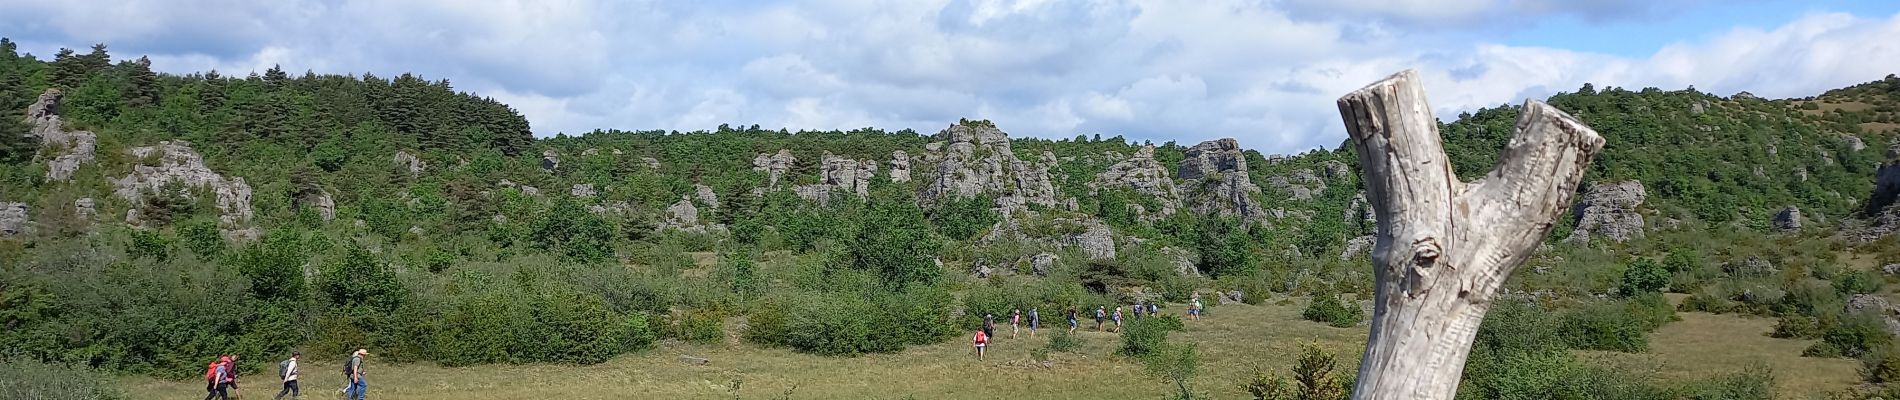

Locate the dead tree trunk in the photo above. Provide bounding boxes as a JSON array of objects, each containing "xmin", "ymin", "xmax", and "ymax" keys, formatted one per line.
[{"xmin": 1336, "ymin": 70, "xmax": 1604, "ymax": 400}]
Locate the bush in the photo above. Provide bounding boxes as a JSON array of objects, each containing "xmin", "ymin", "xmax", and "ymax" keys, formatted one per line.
[
  {"xmin": 1560, "ymin": 295, "xmax": 1673, "ymax": 353},
  {"xmin": 0, "ymin": 358, "xmax": 126, "ymax": 400},
  {"xmin": 1243, "ymin": 343, "xmax": 1350, "ymax": 400},
  {"xmin": 1771, "ymin": 315, "xmax": 1823, "ymax": 339},
  {"xmin": 1864, "ymin": 346, "xmax": 1900, "ymax": 384},
  {"xmin": 672, "ymin": 308, "xmax": 726, "ymax": 344},
  {"xmin": 1808, "ymin": 313, "xmax": 1893, "ymax": 358},
  {"xmin": 750, "ymin": 288, "xmax": 953, "ymax": 356},
  {"xmin": 1301, "ymin": 294, "xmax": 1364, "ymax": 328},
  {"xmin": 1045, "ymin": 331, "xmax": 1084, "ymax": 353},
  {"xmin": 1618, "ymin": 258, "xmax": 1669, "ymax": 295},
  {"xmin": 1836, "ymin": 270, "xmax": 1884, "ymax": 295},
  {"xmin": 1120, "ymin": 315, "xmax": 1184, "ymax": 357}
]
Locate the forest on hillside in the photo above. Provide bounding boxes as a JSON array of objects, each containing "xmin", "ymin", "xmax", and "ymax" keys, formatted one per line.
[{"xmin": 7, "ymin": 40, "xmax": 1900, "ymax": 399}]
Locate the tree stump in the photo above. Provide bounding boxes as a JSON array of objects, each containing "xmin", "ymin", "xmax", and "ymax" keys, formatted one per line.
[{"xmin": 1335, "ymin": 70, "xmax": 1603, "ymax": 400}]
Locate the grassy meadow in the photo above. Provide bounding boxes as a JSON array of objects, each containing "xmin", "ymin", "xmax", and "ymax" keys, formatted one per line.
[{"xmin": 122, "ymin": 297, "xmax": 1855, "ymax": 400}]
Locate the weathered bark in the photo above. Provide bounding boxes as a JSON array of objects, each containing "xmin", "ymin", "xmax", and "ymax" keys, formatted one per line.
[{"xmin": 1337, "ymin": 70, "xmax": 1603, "ymax": 400}]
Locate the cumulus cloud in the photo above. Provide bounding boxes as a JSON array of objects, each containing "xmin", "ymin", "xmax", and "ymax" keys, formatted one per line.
[{"xmin": 0, "ymin": 0, "xmax": 1895, "ymax": 154}]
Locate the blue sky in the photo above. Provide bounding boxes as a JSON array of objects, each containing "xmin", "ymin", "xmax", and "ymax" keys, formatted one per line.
[{"xmin": 2, "ymin": 0, "xmax": 1898, "ymax": 155}]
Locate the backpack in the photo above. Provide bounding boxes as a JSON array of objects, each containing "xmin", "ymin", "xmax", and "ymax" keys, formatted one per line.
[
  {"xmin": 204, "ymin": 361, "xmax": 220, "ymax": 381},
  {"xmin": 278, "ymin": 360, "xmax": 290, "ymax": 380},
  {"xmin": 341, "ymin": 356, "xmax": 356, "ymax": 377}
]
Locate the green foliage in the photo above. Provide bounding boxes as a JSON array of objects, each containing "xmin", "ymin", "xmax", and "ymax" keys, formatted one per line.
[
  {"xmin": 929, "ymin": 194, "xmax": 998, "ymax": 240},
  {"xmin": 1618, "ymin": 258, "xmax": 1670, "ymax": 295},
  {"xmin": 853, "ymin": 186, "xmax": 941, "ymax": 287},
  {"xmin": 0, "ymin": 358, "xmax": 126, "ymax": 400},
  {"xmin": 127, "ymin": 229, "xmax": 171, "ymax": 261},
  {"xmin": 177, "ymin": 219, "xmax": 224, "ymax": 257},
  {"xmin": 1144, "ymin": 342, "xmax": 1201, "ymax": 400},
  {"xmin": 529, "ymin": 198, "xmax": 616, "ymax": 262},
  {"xmin": 671, "ymin": 308, "xmax": 726, "ymax": 344},
  {"xmin": 1242, "ymin": 343, "xmax": 1351, "ymax": 400},
  {"xmin": 1119, "ymin": 315, "xmax": 1184, "ymax": 357},
  {"xmin": 1835, "ymin": 270, "xmax": 1883, "ymax": 295},
  {"xmin": 1195, "ymin": 217, "xmax": 1259, "ymax": 278},
  {"xmin": 230, "ymin": 232, "xmax": 309, "ymax": 302},
  {"xmin": 1561, "ymin": 294, "xmax": 1674, "ymax": 352},
  {"xmin": 1806, "ymin": 313, "xmax": 1893, "ymax": 358},
  {"xmin": 1301, "ymin": 294, "xmax": 1364, "ymax": 328},
  {"xmin": 318, "ymin": 245, "xmax": 407, "ymax": 313},
  {"xmin": 1044, "ymin": 331, "xmax": 1084, "ymax": 353},
  {"xmin": 746, "ymin": 286, "xmax": 955, "ymax": 356}
]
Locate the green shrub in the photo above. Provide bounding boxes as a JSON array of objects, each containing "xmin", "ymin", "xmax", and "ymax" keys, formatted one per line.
[
  {"xmin": 1618, "ymin": 258, "xmax": 1669, "ymax": 295},
  {"xmin": 1808, "ymin": 313, "xmax": 1893, "ymax": 358},
  {"xmin": 1560, "ymin": 295, "xmax": 1672, "ymax": 353},
  {"xmin": 0, "ymin": 358, "xmax": 126, "ymax": 400},
  {"xmin": 672, "ymin": 308, "xmax": 726, "ymax": 344},
  {"xmin": 1045, "ymin": 331, "xmax": 1084, "ymax": 353},
  {"xmin": 1243, "ymin": 343, "xmax": 1350, "ymax": 400},
  {"xmin": 1771, "ymin": 315, "xmax": 1823, "ymax": 339},
  {"xmin": 1836, "ymin": 270, "xmax": 1884, "ymax": 295},
  {"xmin": 1864, "ymin": 346, "xmax": 1900, "ymax": 384},
  {"xmin": 1301, "ymin": 294, "xmax": 1364, "ymax": 328},
  {"xmin": 1120, "ymin": 315, "xmax": 1184, "ymax": 357}
]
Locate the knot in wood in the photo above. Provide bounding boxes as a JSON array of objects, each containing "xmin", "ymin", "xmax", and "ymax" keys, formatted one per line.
[{"xmin": 1411, "ymin": 238, "xmax": 1441, "ymax": 268}]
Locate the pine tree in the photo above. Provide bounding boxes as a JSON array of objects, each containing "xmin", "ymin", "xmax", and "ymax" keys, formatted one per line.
[
  {"xmin": 49, "ymin": 48, "xmax": 86, "ymax": 88},
  {"xmin": 125, "ymin": 56, "xmax": 160, "ymax": 107}
]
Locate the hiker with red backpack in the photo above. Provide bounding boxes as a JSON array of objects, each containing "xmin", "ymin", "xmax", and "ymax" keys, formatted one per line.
[
  {"xmin": 972, "ymin": 329, "xmax": 990, "ymax": 360},
  {"xmin": 203, "ymin": 355, "xmax": 234, "ymax": 400}
]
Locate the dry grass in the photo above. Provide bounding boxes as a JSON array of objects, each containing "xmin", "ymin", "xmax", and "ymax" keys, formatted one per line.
[
  {"xmin": 121, "ymin": 299, "xmax": 1860, "ymax": 400},
  {"xmin": 1583, "ymin": 311, "xmax": 1861, "ymax": 399},
  {"xmin": 122, "ymin": 301, "xmax": 1366, "ymax": 400}
]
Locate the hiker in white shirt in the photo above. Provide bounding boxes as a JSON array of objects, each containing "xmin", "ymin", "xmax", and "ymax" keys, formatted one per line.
[{"xmin": 273, "ymin": 352, "xmax": 300, "ymax": 399}]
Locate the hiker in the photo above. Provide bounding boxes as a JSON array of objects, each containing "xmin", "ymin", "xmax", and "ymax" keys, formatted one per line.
[
  {"xmin": 204, "ymin": 355, "xmax": 232, "ymax": 400},
  {"xmin": 1010, "ymin": 309, "xmax": 1022, "ymax": 339},
  {"xmin": 1066, "ymin": 306, "xmax": 1079, "ymax": 334},
  {"xmin": 1192, "ymin": 296, "xmax": 1204, "ymax": 320},
  {"xmin": 1028, "ymin": 307, "xmax": 1040, "ymax": 338},
  {"xmin": 1094, "ymin": 306, "xmax": 1106, "ymax": 331},
  {"xmin": 343, "ymin": 348, "xmax": 369, "ymax": 400},
  {"xmin": 227, "ymin": 354, "xmax": 241, "ymax": 398},
  {"xmin": 1149, "ymin": 302, "xmax": 1159, "ymax": 318},
  {"xmin": 1112, "ymin": 306, "xmax": 1124, "ymax": 332},
  {"xmin": 982, "ymin": 313, "xmax": 996, "ymax": 341},
  {"xmin": 274, "ymin": 351, "xmax": 300, "ymax": 400},
  {"xmin": 1133, "ymin": 301, "xmax": 1145, "ymax": 319},
  {"xmin": 972, "ymin": 329, "xmax": 990, "ymax": 360}
]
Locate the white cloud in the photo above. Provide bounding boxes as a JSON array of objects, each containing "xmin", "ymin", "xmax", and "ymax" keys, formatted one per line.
[{"xmin": 0, "ymin": 1, "xmax": 1896, "ymax": 155}]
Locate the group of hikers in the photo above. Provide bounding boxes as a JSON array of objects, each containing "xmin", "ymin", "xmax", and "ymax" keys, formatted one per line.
[
  {"xmin": 972, "ymin": 292, "xmax": 1207, "ymax": 359},
  {"xmin": 202, "ymin": 348, "xmax": 369, "ymax": 400}
]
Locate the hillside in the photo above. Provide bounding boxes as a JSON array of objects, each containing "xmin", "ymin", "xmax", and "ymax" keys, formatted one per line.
[{"xmin": 7, "ymin": 41, "xmax": 1900, "ymax": 398}]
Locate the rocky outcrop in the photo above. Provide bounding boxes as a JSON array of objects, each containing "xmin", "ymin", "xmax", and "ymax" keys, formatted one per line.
[
  {"xmin": 1068, "ymin": 219, "xmax": 1116, "ymax": 260},
  {"xmin": 1321, "ymin": 160, "xmax": 1350, "ymax": 179},
  {"xmin": 74, "ymin": 198, "xmax": 95, "ymax": 218},
  {"xmin": 540, "ymin": 149, "xmax": 560, "ymax": 172},
  {"xmin": 571, "ymin": 183, "xmax": 597, "ymax": 198},
  {"xmin": 917, "ymin": 122, "xmax": 1059, "ymax": 211},
  {"xmin": 1844, "ymin": 294, "xmax": 1900, "ymax": 337},
  {"xmin": 693, "ymin": 184, "xmax": 720, "ymax": 209},
  {"xmin": 660, "ymin": 195, "xmax": 723, "ymax": 233},
  {"xmin": 1564, "ymin": 181, "xmax": 1646, "ymax": 243},
  {"xmin": 1774, "ymin": 206, "xmax": 1801, "ymax": 231},
  {"xmin": 24, "ymin": 88, "xmax": 96, "ymax": 182},
  {"xmin": 1179, "ymin": 139, "xmax": 1267, "ymax": 223},
  {"xmin": 1030, "ymin": 252, "xmax": 1058, "ymax": 277},
  {"xmin": 115, "ymin": 141, "xmax": 254, "ymax": 227},
  {"xmin": 1089, "ymin": 145, "xmax": 1182, "ymax": 219},
  {"xmin": 888, "ymin": 151, "xmax": 913, "ymax": 183},
  {"xmin": 0, "ymin": 202, "xmax": 26, "ymax": 236},
  {"xmin": 1846, "ymin": 135, "xmax": 1869, "ymax": 152},
  {"xmin": 1265, "ymin": 169, "xmax": 1325, "ymax": 200},
  {"xmin": 752, "ymin": 150, "xmax": 797, "ymax": 188},
  {"xmin": 1884, "ymin": 263, "xmax": 1900, "ymax": 276},
  {"xmin": 1160, "ymin": 247, "xmax": 1200, "ymax": 277},
  {"xmin": 794, "ymin": 152, "xmax": 876, "ymax": 203},
  {"xmin": 1340, "ymin": 235, "xmax": 1375, "ymax": 261},
  {"xmin": 313, "ymin": 191, "xmax": 336, "ymax": 222},
  {"xmin": 393, "ymin": 151, "xmax": 424, "ymax": 176},
  {"xmin": 1723, "ymin": 256, "xmax": 1777, "ymax": 277},
  {"xmin": 1855, "ymin": 162, "xmax": 1900, "ymax": 241}
]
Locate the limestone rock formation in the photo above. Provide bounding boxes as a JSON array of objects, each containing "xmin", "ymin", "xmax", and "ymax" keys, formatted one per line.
[
  {"xmin": 1774, "ymin": 206, "xmax": 1802, "ymax": 231},
  {"xmin": 1089, "ymin": 145, "xmax": 1182, "ymax": 219},
  {"xmin": 581, "ymin": 148, "xmax": 599, "ymax": 156},
  {"xmin": 313, "ymin": 191, "xmax": 336, "ymax": 222},
  {"xmin": 1030, "ymin": 252, "xmax": 1058, "ymax": 277},
  {"xmin": 641, "ymin": 157, "xmax": 661, "ymax": 170},
  {"xmin": 1068, "ymin": 219, "xmax": 1116, "ymax": 260},
  {"xmin": 795, "ymin": 152, "xmax": 877, "ymax": 203},
  {"xmin": 1846, "ymin": 135, "xmax": 1869, "ymax": 152},
  {"xmin": 393, "ymin": 151, "xmax": 424, "ymax": 176},
  {"xmin": 74, "ymin": 198, "xmax": 95, "ymax": 218},
  {"xmin": 1723, "ymin": 256, "xmax": 1778, "ymax": 277},
  {"xmin": 1855, "ymin": 162, "xmax": 1900, "ymax": 241},
  {"xmin": 1266, "ymin": 169, "xmax": 1326, "ymax": 200},
  {"xmin": 1160, "ymin": 247, "xmax": 1200, "ymax": 277},
  {"xmin": 888, "ymin": 151, "xmax": 912, "ymax": 183},
  {"xmin": 115, "ymin": 141, "xmax": 254, "ymax": 227},
  {"xmin": 540, "ymin": 149, "xmax": 560, "ymax": 171},
  {"xmin": 1564, "ymin": 181, "xmax": 1646, "ymax": 243},
  {"xmin": 917, "ymin": 123, "xmax": 1059, "ymax": 211},
  {"xmin": 694, "ymin": 184, "xmax": 720, "ymax": 209},
  {"xmin": 1178, "ymin": 139, "xmax": 1267, "ymax": 223},
  {"xmin": 752, "ymin": 150, "xmax": 797, "ymax": 188},
  {"xmin": 1844, "ymin": 294, "xmax": 1900, "ymax": 337},
  {"xmin": 23, "ymin": 88, "xmax": 96, "ymax": 182},
  {"xmin": 661, "ymin": 195, "xmax": 726, "ymax": 233},
  {"xmin": 1321, "ymin": 160, "xmax": 1350, "ymax": 179},
  {"xmin": 0, "ymin": 202, "xmax": 26, "ymax": 236},
  {"xmin": 1884, "ymin": 263, "xmax": 1900, "ymax": 275},
  {"xmin": 571, "ymin": 183, "xmax": 597, "ymax": 198},
  {"xmin": 1340, "ymin": 235, "xmax": 1375, "ymax": 261}
]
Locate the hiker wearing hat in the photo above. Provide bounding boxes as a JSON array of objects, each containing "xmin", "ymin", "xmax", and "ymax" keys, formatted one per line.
[{"xmin": 343, "ymin": 349, "xmax": 369, "ymax": 400}]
